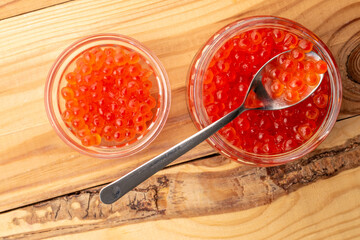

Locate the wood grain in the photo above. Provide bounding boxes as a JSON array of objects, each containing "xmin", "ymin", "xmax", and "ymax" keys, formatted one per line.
[
  {"xmin": 313, "ymin": 1, "xmax": 360, "ymax": 117},
  {"xmin": 0, "ymin": 0, "xmax": 71, "ymax": 20},
  {"xmin": 0, "ymin": 115, "xmax": 359, "ymax": 239},
  {"xmin": 48, "ymin": 168, "xmax": 360, "ymax": 240},
  {"xmin": 33, "ymin": 168, "xmax": 359, "ymax": 240},
  {"xmin": 0, "ymin": 0, "xmax": 360, "ymax": 213}
]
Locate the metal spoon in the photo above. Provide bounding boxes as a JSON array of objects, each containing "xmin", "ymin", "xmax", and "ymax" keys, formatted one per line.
[{"xmin": 100, "ymin": 51, "xmax": 324, "ymax": 204}]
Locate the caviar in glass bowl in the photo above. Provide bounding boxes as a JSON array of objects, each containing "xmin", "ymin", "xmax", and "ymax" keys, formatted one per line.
[
  {"xmin": 187, "ymin": 16, "xmax": 342, "ymax": 166},
  {"xmin": 45, "ymin": 34, "xmax": 171, "ymax": 159}
]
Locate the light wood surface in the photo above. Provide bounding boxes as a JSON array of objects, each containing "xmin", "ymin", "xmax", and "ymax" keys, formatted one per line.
[
  {"xmin": 0, "ymin": 0, "xmax": 359, "ymax": 239},
  {"xmin": 0, "ymin": 0, "xmax": 71, "ymax": 20}
]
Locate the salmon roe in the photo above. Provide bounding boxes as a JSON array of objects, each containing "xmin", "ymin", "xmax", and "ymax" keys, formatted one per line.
[
  {"xmin": 60, "ymin": 46, "xmax": 157, "ymax": 147},
  {"xmin": 260, "ymin": 50, "xmax": 326, "ymax": 105},
  {"xmin": 203, "ymin": 28, "xmax": 330, "ymax": 154}
]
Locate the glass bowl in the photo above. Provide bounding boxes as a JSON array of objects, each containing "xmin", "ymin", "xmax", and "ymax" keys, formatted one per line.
[
  {"xmin": 45, "ymin": 34, "xmax": 171, "ymax": 159},
  {"xmin": 187, "ymin": 16, "xmax": 342, "ymax": 166}
]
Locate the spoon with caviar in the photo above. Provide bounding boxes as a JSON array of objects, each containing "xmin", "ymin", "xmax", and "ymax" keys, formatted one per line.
[{"xmin": 100, "ymin": 50, "xmax": 327, "ymax": 204}]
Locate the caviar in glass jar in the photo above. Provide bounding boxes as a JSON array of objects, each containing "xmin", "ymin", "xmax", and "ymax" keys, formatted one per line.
[{"xmin": 203, "ymin": 28, "xmax": 330, "ymax": 154}]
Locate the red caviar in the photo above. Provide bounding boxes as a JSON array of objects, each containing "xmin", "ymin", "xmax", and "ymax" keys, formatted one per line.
[
  {"xmin": 261, "ymin": 49, "xmax": 326, "ymax": 104},
  {"xmin": 60, "ymin": 46, "xmax": 157, "ymax": 146},
  {"xmin": 203, "ymin": 28, "xmax": 330, "ymax": 154}
]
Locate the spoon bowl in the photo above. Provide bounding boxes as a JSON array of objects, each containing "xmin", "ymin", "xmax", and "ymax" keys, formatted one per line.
[{"xmin": 248, "ymin": 51, "xmax": 324, "ymax": 111}]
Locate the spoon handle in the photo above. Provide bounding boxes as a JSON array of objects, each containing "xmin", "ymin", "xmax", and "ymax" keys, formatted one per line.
[{"xmin": 100, "ymin": 105, "xmax": 246, "ymax": 204}]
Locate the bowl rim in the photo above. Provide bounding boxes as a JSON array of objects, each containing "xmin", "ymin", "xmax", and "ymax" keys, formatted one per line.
[{"xmin": 45, "ymin": 33, "xmax": 171, "ymax": 159}]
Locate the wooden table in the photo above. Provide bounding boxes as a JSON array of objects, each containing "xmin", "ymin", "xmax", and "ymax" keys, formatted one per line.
[{"xmin": 0, "ymin": 0, "xmax": 359, "ymax": 239}]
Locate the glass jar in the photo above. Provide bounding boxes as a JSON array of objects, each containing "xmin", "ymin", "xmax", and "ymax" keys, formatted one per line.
[
  {"xmin": 45, "ymin": 34, "xmax": 171, "ymax": 159},
  {"xmin": 187, "ymin": 16, "xmax": 342, "ymax": 166}
]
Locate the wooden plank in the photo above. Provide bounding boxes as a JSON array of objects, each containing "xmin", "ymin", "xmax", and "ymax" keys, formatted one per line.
[
  {"xmin": 0, "ymin": 0, "xmax": 71, "ymax": 20},
  {"xmin": 49, "ymin": 168, "xmax": 360, "ymax": 240},
  {"xmin": 0, "ymin": 0, "xmax": 360, "ymax": 213},
  {"xmin": 0, "ymin": 115, "xmax": 359, "ymax": 239}
]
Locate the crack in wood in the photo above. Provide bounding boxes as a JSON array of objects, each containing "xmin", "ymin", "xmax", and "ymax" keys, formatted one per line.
[
  {"xmin": 54, "ymin": 204, "xmax": 60, "ymax": 220},
  {"xmin": 267, "ymin": 136, "xmax": 360, "ymax": 191},
  {"xmin": 127, "ymin": 176, "xmax": 169, "ymax": 215},
  {"xmin": 83, "ymin": 193, "xmax": 91, "ymax": 219}
]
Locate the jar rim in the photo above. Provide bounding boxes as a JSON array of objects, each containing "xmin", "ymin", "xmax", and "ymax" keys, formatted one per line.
[
  {"xmin": 187, "ymin": 16, "xmax": 342, "ymax": 166},
  {"xmin": 45, "ymin": 33, "xmax": 171, "ymax": 159}
]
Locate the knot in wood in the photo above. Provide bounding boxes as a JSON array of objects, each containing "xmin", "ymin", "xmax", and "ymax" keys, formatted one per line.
[{"xmin": 347, "ymin": 43, "xmax": 360, "ymax": 84}]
